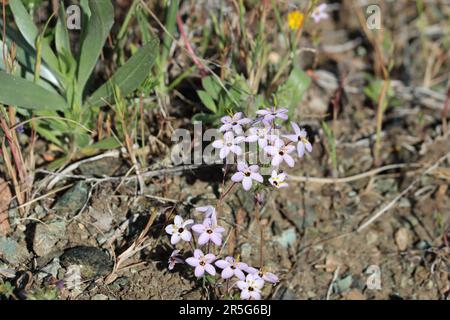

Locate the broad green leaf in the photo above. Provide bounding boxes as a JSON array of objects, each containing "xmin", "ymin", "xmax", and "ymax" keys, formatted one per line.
[
  {"xmin": 202, "ymin": 76, "xmax": 221, "ymax": 100},
  {"xmin": 85, "ymin": 39, "xmax": 159, "ymax": 107},
  {"xmin": 0, "ymin": 22, "xmax": 60, "ymax": 87},
  {"xmin": 197, "ymin": 90, "xmax": 217, "ymax": 113},
  {"xmin": 81, "ymin": 137, "xmax": 121, "ymax": 152},
  {"xmin": 9, "ymin": 0, "xmax": 59, "ymax": 72},
  {"xmin": 77, "ymin": 0, "xmax": 114, "ymax": 91},
  {"xmin": 276, "ymin": 66, "xmax": 311, "ymax": 119},
  {"xmin": 55, "ymin": 2, "xmax": 73, "ymax": 67},
  {"xmin": 0, "ymin": 71, "xmax": 67, "ymax": 110}
]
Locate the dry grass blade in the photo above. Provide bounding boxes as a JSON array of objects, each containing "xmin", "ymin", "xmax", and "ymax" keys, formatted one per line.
[{"xmin": 0, "ymin": 178, "xmax": 12, "ymax": 236}]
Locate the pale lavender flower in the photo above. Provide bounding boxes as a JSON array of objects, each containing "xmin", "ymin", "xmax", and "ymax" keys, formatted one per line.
[
  {"xmin": 185, "ymin": 249, "xmax": 216, "ymax": 278},
  {"xmin": 245, "ymin": 125, "xmax": 272, "ymax": 148},
  {"xmin": 215, "ymin": 256, "xmax": 248, "ymax": 280},
  {"xmin": 237, "ymin": 273, "xmax": 265, "ymax": 300},
  {"xmin": 191, "ymin": 218, "xmax": 225, "ymax": 246},
  {"xmin": 246, "ymin": 267, "xmax": 280, "ymax": 284},
  {"xmin": 268, "ymin": 170, "xmax": 288, "ymax": 189},
  {"xmin": 168, "ymin": 249, "xmax": 183, "ymax": 271},
  {"xmin": 283, "ymin": 122, "xmax": 312, "ymax": 157},
  {"xmin": 264, "ymin": 139, "xmax": 296, "ymax": 167},
  {"xmin": 212, "ymin": 131, "xmax": 245, "ymax": 159},
  {"xmin": 196, "ymin": 205, "xmax": 217, "ymax": 224},
  {"xmin": 220, "ymin": 112, "xmax": 252, "ymax": 134},
  {"xmin": 165, "ymin": 215, "xmax": 194, "ymax": 245},
  {"xmin": 256, "ymin": 107, "xmax": 288, "ymax": 124},
  {"xmin": 311, "ymin": 3, "xmax": 329, "ymax": 23},
  {"xmin": 231, "ymin": 161, "xmax": 263, "ymax": 191}
]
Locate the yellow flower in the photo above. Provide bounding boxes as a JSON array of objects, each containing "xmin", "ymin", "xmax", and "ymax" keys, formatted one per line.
[{"xmin": 287, "ymin": 11, "xmax": 304, "ymax": 30}]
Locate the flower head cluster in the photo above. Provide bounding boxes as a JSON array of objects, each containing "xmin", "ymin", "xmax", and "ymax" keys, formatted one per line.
[
  {"xmin": 212, "ymin": 108, "xmax": 313, "ymax": 191},
  {"xmin": 164, "ymin": 205, "xmax": 279, "ymax": 300}
]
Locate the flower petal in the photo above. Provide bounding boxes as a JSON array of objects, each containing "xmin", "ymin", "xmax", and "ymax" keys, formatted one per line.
[
  {"xmin": 221, "ymin": 267, "xmax": 234, "ymax": 279},
  {"xmin": 231, "ymin": 171, "xmax": 244, "ymax": 182},
  {"xmin": 194, "ymin": 266, "xmax": 205, "ymax": 277},
  {"xmin": 185, "ymin": 257, "xmax": 198, "ymax": 267},
  {"xmin": 198, "ymin": 233, "xmax": 210, "ymax": 245},
  {"xmin": 215, "ymin": 260, "xmax": 230, "ymax": 269},
  {"xmin": 242, "ymin": 177, "xmax": 252, "ymax": 191},
  {"xmin": 204, "ymin": 264, "xmax": 216, "ymax": 276}
]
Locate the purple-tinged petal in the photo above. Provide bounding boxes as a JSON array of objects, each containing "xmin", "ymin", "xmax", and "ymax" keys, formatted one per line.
[
  {"xmin": 193, "ymin": 249, "xmax": 203, "ymax": 259},
  {"xmin": 204, "ymin": 254, "xmax": 216, "ymax": 263},
  {"xmin": 284, "ymin": 154, "xmax": 295, "ymax": 167},
  {"xmin": 215, "ymin": 260, "xmax": 230, "ymax": 269},
  {"xmin": 198, "ymin": 233, "xmax": 210, "ymax": 245},
  {"xmin": 171, "ymin": 233, "xmax": 180, "ymax": 245},
  {"xmin": 234, "ymin": 268, "xmax": 246, "ymax": 280},
  {"xmin": 185, "ymin": 257, "xmax": 198, "ymax": 267},
  {"xmin": 242, "ymin": 177, "xmax": 253, "ymax": 191},
  {"xmin": 204, "ymin": 264, "xmax": 216, "ymax": 276},
  {"xmin": 191, "ymin": 224, "xmax": 205, "ymax": 234},
  {"xmin": 210, "ymin": 233, "xmax": 222, "ymax": 245},
  {"xmin": 231, "ymin": 171, "xmax": 244, "ymax": 182},
  {"xmin": 221, "ymin": 267, "xmax": 234, "ymax": 279},
  {"xmin": 194, "ymin": 266, "xmax": 205, "ymax": 277},
  {"xmin": 297, "ymin": 142, "xmax": 305, "ymax": 157}
]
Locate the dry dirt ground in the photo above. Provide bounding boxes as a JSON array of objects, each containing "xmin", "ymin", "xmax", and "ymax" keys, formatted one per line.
[{"xmin": 1, "ymin": 0, "xmax": 449, "ymax": 300}]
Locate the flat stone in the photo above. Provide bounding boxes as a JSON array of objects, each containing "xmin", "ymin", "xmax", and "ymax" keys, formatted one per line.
[
  {"xmin": 52, "ymin": 182, "xmax": 89, "ymax": 219},
  {"xmin": 33, "ymin": 220, "xmax": 66, "ymax": 257},
  {"xmin": 60, "ymin": 246, "xmax": 113, "ymax": 279},
  {"xmin": 0, "ymin": 236, "xmax": 30, "ymax": 266}
]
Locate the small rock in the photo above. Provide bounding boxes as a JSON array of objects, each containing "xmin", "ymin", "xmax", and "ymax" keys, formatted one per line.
[
  {"xmin": 52, "ymin": 182, "xmax": 89, "ymax": 219},
  {"xmin": 38, "ymin": 258, "xmax": 61, "ymax": 280},
  {"xmin": 275, "ymin": 228, "xmax": 297, "ymax": 248},
  {"xmin": 60, "ymin": 246, "xmax": 113, "ymax": 279},
  {"xmin": 0, "ymin": 236, "xmax": 30, "ymax": 266},
  {"xmin": 333, "ymin": 274, "xmax": 353, "ymax": 294},
  {"xmin": 395, "ymin": 228, "xmax": 410, "ymax": 251},
  {"xmin": 33, "ymin": 220, "xmax": 66, "ymax": 257}
]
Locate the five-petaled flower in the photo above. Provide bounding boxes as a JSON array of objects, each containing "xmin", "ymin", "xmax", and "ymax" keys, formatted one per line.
[
  {"xmin": 165, "ymin": 215, "xmax": 194, "ymax": 245},
  {"xmin": 311, "ymin": 3, "xmax": 328, "ymax": 23},
  {"xmin": 245, "ymin": 125, "xmax": 273, "ymax": 148},
  {"xmin": 220, "ymin": 112, "xmax": 252, "ymax": 134},
  {"xmin": 237, "ymin": 273, "xmax": 265, "ymax": 300},
  {"xmin": 196, "ymin": 205, "xmax": 217, "ymax": 224},
  {"xmin": 212, "ymin": 131, "xmax": 244, "ymax": 159},
  {"xmin": 191, "ymin": 218, "xmax": 226, "ymax": 246},
  {"xmin": 256, "ymin": 107, "xmax": 288, "ymax": 124},
  {"xmin": 283, "ymin": 122, "xmax": 312, "ymax": 157},
  {"xmin": 185, "ymin": 249, "xmax": 216, "ymax": 278},
  {"xmin": 168, "ymin": 249, "xmax": 183, "ymax": 271},
  {"xmin": 268, "ymin": 170, "xmax": 288, "ymax": 189},
  {"xmin": 231, "ymin": 161, "xmax": 264, "ymax": 191},
  {"xmin": 264, "ymin": 139, "xmax": 296, "ymax": 167},
  {"xmin": 215, "ymin": 256, "xmax": 248, "ymax": 280},
  {"xmin": 247, "ymin": 267, "xmax": 280, "ymax": 284}
]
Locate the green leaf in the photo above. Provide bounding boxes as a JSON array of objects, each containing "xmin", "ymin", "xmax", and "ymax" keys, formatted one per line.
[
  {"xmin": 197, "ymin": 90, "xmax": 217, "ymax": 113},
  {"xmin": 0, "ymin": 71, "xmax": 67, "ymax": 110},
  {"xmin": 9, "ymin": 0, "xmax": 59, "ymax": 72},
  {"xmin": 276, "ymin": 66, "xmax": 311, "ymax": 119},
  {"xmin": 202, "ymin": 76, "xmax": 221, "ymax": 100},
  {"xmin": 85, "ymin": 39, "xmax": 159, "ymax": 107},
  {"xmin": 55, "ymin": 2, "xmax": 73, "ymax": 64},
  {"xmin": 0, "ymin": 21, "xmax": 60, "ymax": 87},
  {"xmin": 81, "ymin": 136, "xmax": 121, "ymax": 152},
  {"xmin": 77, "ymin": 0, "xmax": 114, "ymax": 91}
]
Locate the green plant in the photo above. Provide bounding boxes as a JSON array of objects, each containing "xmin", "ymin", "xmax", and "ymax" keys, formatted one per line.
[{"xmin": 0, "ymin": 0, "xmax": 158, "ymax": 153}]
